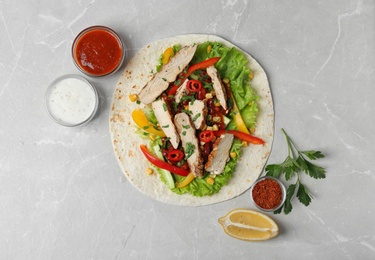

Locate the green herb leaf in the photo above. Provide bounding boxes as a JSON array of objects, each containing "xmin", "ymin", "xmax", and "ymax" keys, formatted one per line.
[
  {"xmin": 264, "ymin": 128, "xmax": 326, "ymax": 215},
  {"xmin": 265, "ymin": 164, "xmax": 283, "ymax": 178},
  {"xmin": 296, "ymin": 182, "xmax": 312, "ymax": 206},
  {"xmin": 304, "ymin": 160, "xmax": 326, "ymax": 179},
  {"xmin": 301, "ymin": 150, "xmax": 325, "ymax": 160},
  {"xmin": 283, "ymin": 183, "xmax": 297, "ymax": 214},
  {"xmin": 281, "ymin": 156, "xmax": 299, "ymax": 180}
]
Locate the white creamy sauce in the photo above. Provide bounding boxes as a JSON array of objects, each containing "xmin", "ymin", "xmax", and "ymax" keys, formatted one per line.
[{"xmin": 47, "ymin": 77, "xmax": 96, "ymax": 125}]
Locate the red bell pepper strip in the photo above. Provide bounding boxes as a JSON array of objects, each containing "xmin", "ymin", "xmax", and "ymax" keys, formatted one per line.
[
  {"xmin": 140, "ymin": 145, "xmax": 190, "ymax": 176},
  {"xmin": 186, "ymin": 57, "xmax": 221, "ymax": 77},
  {"xmin": 167, "ymin": 84, "xmax": 179, "ymax": 96},
  {"xmin": 214, "ymin": 130, "xmax": 265, "ymax": 144},
  {"xmin": 173, "ymin": 57, "xmax": 221, "ymax": 88}
]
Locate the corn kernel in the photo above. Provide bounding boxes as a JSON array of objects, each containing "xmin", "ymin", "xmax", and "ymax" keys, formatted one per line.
[
  {"xmin": 249, "ymin": 70, "xmax": 254, "ymax": 80},
  {"xmin": 206, "ymin": 126, "xmax": 213, "ymax": 131},
  {"xmin": 222, "ymin": 78, "xmax": 230, "ymax": 84},
  {"xmin": 248, "ymin": 101, "xmax": 253, "ymax": 106},
  {"xmin": 230, "ymin": 152, "xmax": 237, "ymax": 158},
  {"xmin": 184, "ymin": 105, "xmax": 189, "ymax": 110},
  {"xmin": 207, "ymin": 45, "xmax": 212, "ymax": 53},
  {"xmin": 242, "ymin": 141, "xmax": 248, "ymax": 147},
  {"xmin": 213, "ymin": 116, "xmax": 221, "ymax": 122},
  {"xmin": 149, "ymin": 134, "xmax": 156, "ymax": 141},
  {"xmin": 212, "ymin": 124, "xmax": 219, "ymax": 131},
  {"xmin": 250, "ymin": 127, "xmax": 255, "ymax": 134},
  {"xmin": 206, "ymin": 177, "xmax": 215, "ymax": 185},
  {"xmin": 214, "ymin": 102, "xmax": 221, "ymax": 107},
  {"xmin": 205, "ymin": 93, "xmax": 213, "ymax": 99},
  {"xmin": 128, "ymin": 94, "xmax": 138, "ymax": 102},
  {"xmin": 145, "ymin": 168, "xmax": 153, "ymax": 175}
]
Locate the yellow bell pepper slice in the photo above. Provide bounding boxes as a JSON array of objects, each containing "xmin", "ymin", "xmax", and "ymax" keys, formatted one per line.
[
  {"xmin": 176, "ymin": 172, "xmax": 195, "ymax": 188},
  {"xmin": 162, "ymin": 47, "xmax": 174, "ymax": 65},
  {"xmin": 228, "ymin": 90, "xmax": 250, "ymax": 134},
  {"xmin": 131, "ymin": 109, "xmax": 166, "ymax": 137}
]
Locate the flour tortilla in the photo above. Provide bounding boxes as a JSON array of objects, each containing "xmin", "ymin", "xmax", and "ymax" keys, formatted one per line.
[{"xmin": 109, "ymin": 34, "xmax": 274, "ymax": 206}]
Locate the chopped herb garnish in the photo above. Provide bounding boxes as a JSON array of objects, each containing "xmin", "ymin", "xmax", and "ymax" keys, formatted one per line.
[
  {"xmin": 136, "ymin": 100, "xmax": 141, "ymax": 105},
  {"xmin": 174, "ymin": 79, "xmax": 181, "ymax": 86},
  {"xmin": 181, "ymin": 109, "xmax": 193, "ymax": 115},
  {"xmin": 143, "ymin": 126, "xmax": 150, "ymax": 130},
  {"xmin": 180, "ymin": 95, "xmax": 195, "ymax": 103},
  {"xmin": 182, "ymin": 124, "xmax": 190, "ymax": 129},
  {"xmin": 162, "ymin": 77, "xmax": 167, "ymax": 82},
  {"xmin": 182, "ymin": 131, "xmax": 186, "ymax": 136},
  {"xmin": 185, "ymin": 142, "xmax": 195, "ymax": 159},
  {"xmin": 162, "ymin": 103, "xmax": 167, "ymax": 112},
  {"xmin": 192, "ymin": 113, "xmax": 201, "ymax": 122},
  {"xmin": 162, "ymin": 125, "xmax": 170, "ymax": 128}
]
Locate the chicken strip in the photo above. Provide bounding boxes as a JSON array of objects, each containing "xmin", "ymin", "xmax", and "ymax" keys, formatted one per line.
[
  {"xmin": 151, "ymin": 98, "xmax": 180, "ymax": 149},
  {"xmin": 138, "ymin": 45, "xmax": 197, "ymax": 104},
  {"xmin": 174, "ymin": 113, "xmax": 204, "ymax": 177},
  {"xmin": 206, "ymin": 65, "xmax": 228, "ymax": 110},
  {"xmin": 205, "ymin": 133, "xmax": 234, "ymax": 174}
]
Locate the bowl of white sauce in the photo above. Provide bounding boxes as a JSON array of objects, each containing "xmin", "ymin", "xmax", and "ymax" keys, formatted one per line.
[{"xmin": 45, "ymin": 74, "xmax": 99, "ymax": 127}]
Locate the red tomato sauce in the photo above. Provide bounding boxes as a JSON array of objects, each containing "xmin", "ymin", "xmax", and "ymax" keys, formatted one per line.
[{"xmin": 74, "ymin": 29, "xmax": 123, "ymax": 76}]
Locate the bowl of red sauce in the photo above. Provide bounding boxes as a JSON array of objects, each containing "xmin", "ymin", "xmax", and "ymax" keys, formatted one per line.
[
  {"xmin": 250, "ymin": 176, "xmax": 286, "ymax": 212},
  {"xmin": 72, "ymin": 26, "xmax": 125, "ymax": 77}
]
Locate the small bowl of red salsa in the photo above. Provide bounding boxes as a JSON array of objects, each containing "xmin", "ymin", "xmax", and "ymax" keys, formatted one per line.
[
  {"xmin": 72, "ymin": 26, "xmax": 125, "ymax": 77},
  {"xmin": 250, "ymin": 176, "xmax": 286, "ymax": 212}
]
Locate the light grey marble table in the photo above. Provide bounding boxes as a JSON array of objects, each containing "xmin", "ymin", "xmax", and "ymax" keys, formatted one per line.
[{"xmin": 1, "ymin": 0, "xmax": 374, "ymax": 259}]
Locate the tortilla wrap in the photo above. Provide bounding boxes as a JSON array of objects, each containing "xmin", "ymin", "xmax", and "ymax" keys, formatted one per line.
[{"xmin": 109, "ymin": 34, "xmax": 274, "ymax": 206}]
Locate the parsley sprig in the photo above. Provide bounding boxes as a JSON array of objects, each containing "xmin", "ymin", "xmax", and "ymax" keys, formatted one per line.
[{"xmin": 266, "ymin": 128, "xmax": 326, "ymax": 214}]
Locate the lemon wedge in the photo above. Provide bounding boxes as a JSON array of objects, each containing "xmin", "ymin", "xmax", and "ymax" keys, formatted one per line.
[{"xmin": 218, "ymin": 208, "xmax": 279, "ymax": 241}]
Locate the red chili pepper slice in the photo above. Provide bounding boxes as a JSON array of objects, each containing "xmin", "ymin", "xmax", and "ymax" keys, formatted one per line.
[
  {"xmin": 199, "ymin": 130, "xmax": 215, "ymax": 142},
  {"xmin": 186, "ymin": 80, "xmax": 202, "ymax": 92},
  {"xmin": 140, "ymin": 145, "xmax": 190, "ymax": 176},
  {"xmin": 214, "ymin": 130, "xmax": 265, "ymax": 144},
  {"xmin": 167, "ymin": 149, "xmax": 185, "ymax": 162}
]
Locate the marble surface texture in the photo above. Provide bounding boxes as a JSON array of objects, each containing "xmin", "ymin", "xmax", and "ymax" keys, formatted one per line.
[{"xmin": 1, "ymin": 0, "xmax": 374, "ymax": 259}]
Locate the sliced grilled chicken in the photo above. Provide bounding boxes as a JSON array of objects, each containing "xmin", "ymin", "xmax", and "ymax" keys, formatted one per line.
[
  {"xmin": 174, "ymin": 113, "xmax": 204, "ymax": 177},
  {"xmin": 151, "ymin": 99, "xmax": 180, "ymax": 149},
  {"xmin": 206, "ymin": 65, "xmax": 228, "ymax": 110},
  {"xmin": 188, "ymin": 100, "xmax": 207, "ymax": 130},
  {"xmin": 205, "ymin": 133, "xmax": 234, "ymax": 174},
  {"xmin": 138, "ymin": 45, "xmax": 197, "ymax": 104},
  {"xmin": 174, "ymin": 79, "xmax": 189, "ymax": 103}
]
